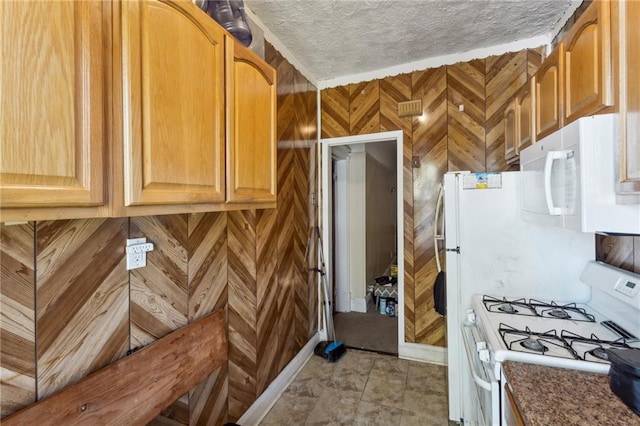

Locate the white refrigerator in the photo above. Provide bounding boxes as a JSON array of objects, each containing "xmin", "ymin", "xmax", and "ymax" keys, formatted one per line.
[{"xmin": 441, "ymin": 171, "xmax": 595, "ymax": 424}]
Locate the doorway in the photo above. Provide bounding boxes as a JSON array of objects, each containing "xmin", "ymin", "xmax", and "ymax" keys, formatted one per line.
[{"xmin": 320, "ymin": 131, "xmax": 404, "ymax": 354}]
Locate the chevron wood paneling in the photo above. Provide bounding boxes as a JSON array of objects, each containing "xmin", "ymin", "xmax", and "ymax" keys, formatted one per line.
[
  {"xmin": 255, "ymin": 208, "xmax": 279, "ymax": 395},
  {"xmin": 321, "ymin": 85, "xmax": 350, "ymax": 138},
  {"xmin": 412, "ymin": 67, "xmax": 448, "ymax": 345},
  {"xmin": 227, "ymin": 209, "xmax": 257, "ymax": 422},
  {"xmin": 148, "ymin": 394, "xmax": 189, "ymax": 426},
  {"xmin": 1, "ymin": 223, "xmax": 35, "ymax": 418},
  {"xmin": 307, "ymin": 81, "xmax": 319, "ymax": 339},
  {"xmin": 350, "ymin": 80, "xmax": 380, "ymax": 135},
  {"xmin": 188, "ymin": 212, "xmax": 228, "ymax": 322},
  {"xmin": 294, "ymin": 150, "xmax": 311, "ymax": 350},
  {"xmin": 448, "ymin": 60, "xmax": 486, "ymax": 172},
  {"xmin": 268, "ymin": 44, "xmax": 295, "ymax": 146},
  {"xmin": 485, "ymin": 51, "xmax": 527, "ymax": 172},
  {"xmin": 292, "ymin": 69, "xmax": 313, "ymax": 352},
  {"xmin": 379, "ymin": 73, "xmax": 415, "ymax": 342},
  {"xmin": 190, "ymin": 364, "xmax": 228, "ymax": 426},
  {"xmin": 187, "ymin": 212, "xmax": 228, "ymax": 426},
  {"xmin": 527, "ymin": 47, "xmax": 545, "ymax": 79},
  {"xmin": 596, "ymin": 234, "xmax": 636, "ymax": 273},
  {"xmin": 130, "ymin": 215, "xmax": 188, "ymax": 349},
  {"xmin": 36, "ymin": 219, "xmax": 129, "ymax": 398},
  {"xmin": 266, "ymin": 43, "xmax": 304, "ymax": 373}
]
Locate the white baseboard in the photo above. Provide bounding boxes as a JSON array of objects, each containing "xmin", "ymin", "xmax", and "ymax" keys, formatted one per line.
[
  {"xmin": 237, "ymin": 333, "xmax": 321, "ymax": 426},
  {"xmin": 350, "ymin": 297, "xmax": 367, "ymax": 313},
  {"xmin": 398, "ymin": 342, "xmax": 447, "ymax": 365}
]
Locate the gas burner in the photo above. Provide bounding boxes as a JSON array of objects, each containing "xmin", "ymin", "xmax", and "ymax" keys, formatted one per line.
[
  {"xmin": 530, "ymin": 299, "xmax": 596, "ymax": 322},
  {"xmin": 520, "ymin": 338, "xmax": 547, "ymax": 353},
  {"xmin": 561, "ymin": 330, "xmax": 634, "ymax": 363},
  {"xmin": 548, "ymin": 308, "xmax": 570, "ymax": 319},
  {"xmin": 498, "ymin": 304, "xmax": 518, "ymax": 314},
  {"xmin": 482, "ymin": 296, "xmax": 537, "ymax": 316},
  {"xmin": 589, "ymin": 347, "xmax": 608, "ymax": 361},
  {"xmin": 498, "ymin": 324, "xmax": 578, "ymax": 359}
]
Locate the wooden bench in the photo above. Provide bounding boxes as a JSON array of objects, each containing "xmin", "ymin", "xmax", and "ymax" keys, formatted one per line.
[{"xmin": 2, "ymin": 310, "xmax": 227, "ymax": 425}]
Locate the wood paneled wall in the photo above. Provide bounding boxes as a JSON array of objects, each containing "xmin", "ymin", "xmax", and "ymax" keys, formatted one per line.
[
  {"xmin": 596, "ymin": 234, "xmax": 640, "ymax": 274},
  {"xmin": 0, "ymin": 46, "xmax": 317, "ymax": 425},
  {"xmin": 320, "ymin": 47, "xmax": 544, "ymax": 345},
  {"xmin": 0, "ymin": 223, "xmax": 35, "ymax": 417}
]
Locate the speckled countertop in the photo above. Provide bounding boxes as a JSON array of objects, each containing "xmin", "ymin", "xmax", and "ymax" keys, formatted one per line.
[{"xmin": 503, "ymin": 361, "xmax": 640, "ymax": 426}]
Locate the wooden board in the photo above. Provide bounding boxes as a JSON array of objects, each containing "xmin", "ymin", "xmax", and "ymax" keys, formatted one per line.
[{"xmin": 2, "ymin": 310, "xmax": 227, "ymax": 426}]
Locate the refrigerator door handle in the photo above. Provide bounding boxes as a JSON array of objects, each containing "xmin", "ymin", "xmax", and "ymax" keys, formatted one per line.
[
  {"xmin": 543, "ymin": 150, "xmax": 565, "ymax": 216},
  {"xmin": 434, "ymin": 183, "xmax": 445, "ymax": 272}
]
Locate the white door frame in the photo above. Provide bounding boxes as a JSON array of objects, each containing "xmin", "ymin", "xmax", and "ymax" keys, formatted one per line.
[{"xmin": 320, "ymin": 130, "xmax": 405, "ymax": 349}]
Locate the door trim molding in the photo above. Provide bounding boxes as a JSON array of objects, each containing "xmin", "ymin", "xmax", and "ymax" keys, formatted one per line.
[{"xmin": 320, "ymin": 130, "xmax": 404, "ymax": 351}]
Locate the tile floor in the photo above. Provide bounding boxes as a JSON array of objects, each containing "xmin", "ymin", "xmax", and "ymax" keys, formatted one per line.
[{"xmin": 259, "ymin": 349, "xmax": 451, "ymax": 425}]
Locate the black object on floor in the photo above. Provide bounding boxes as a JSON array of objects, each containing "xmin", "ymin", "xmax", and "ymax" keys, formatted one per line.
[{"xmin": 314, "ymin": 340, "xmax": 347, "ymax": 362}]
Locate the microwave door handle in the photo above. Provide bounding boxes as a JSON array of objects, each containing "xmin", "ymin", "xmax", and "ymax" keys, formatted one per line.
[{"xmin": 544, "ymin": 151, "xmax": 564, "ymax": 216}]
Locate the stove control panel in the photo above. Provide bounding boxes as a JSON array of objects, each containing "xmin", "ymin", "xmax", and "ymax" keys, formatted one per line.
[{"xmin": 615, "ymin": 278, "xmax": 639, "ymax": 298}]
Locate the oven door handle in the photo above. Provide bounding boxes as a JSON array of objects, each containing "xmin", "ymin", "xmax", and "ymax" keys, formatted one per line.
[{"xmin": 462, "ymin": 322, "xmax": 492, "ymax": 391}]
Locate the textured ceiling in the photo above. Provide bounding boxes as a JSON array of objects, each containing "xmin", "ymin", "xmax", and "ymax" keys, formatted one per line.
[{"xmin": 245, "ymin": 0, "xmax": 580, "ymax": 83}]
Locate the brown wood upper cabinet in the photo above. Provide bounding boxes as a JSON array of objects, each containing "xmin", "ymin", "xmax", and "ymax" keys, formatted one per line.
[
  {"xmin": 517, "ymin": 81, "xmax": 534, "ymax": 153},
  {"xmin": 0, "ymin": 1, "xmax": 108, "ymax": 221},
  {"xmin": 611, "ymin": 0, "xmax": 640, "ymax": 198},
  {"xmin": 533, "ymin": 44, "xmax": 564, "ymax": 141},
  {"xmin": 226, "ymin": 41, "xmax": 277, "ymax": 203},
  {"xmin": 117, "ymin": 0, "xmax": 226, "ymax": 209},
  {"xmin": 563, "ymin": 0, "xmax": 613, "ymax": 125},
  {"xmin": 505, "ymin": 80, "xmax": 534, "ymax": 165},
  {"xmin": 504, "ymin": 98, "xmax": 518, "ymax": 164}
]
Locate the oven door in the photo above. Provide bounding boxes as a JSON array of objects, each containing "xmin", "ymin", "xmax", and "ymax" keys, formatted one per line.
[{"xmin": 462, "ymin": 322, "xmax": 500, "ymax": 426}]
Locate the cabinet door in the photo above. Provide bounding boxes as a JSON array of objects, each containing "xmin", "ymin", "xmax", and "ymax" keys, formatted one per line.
[
  {"xmin": 504, "ymin": 98, "xmax": 518, "ymax": 164},
  {"xmin": 504, "ymin": 385, "xmax": 525, "ymax": 426},
  {"xmin": 120, "ymin": 0, "xmax": 225, "ymax": 206},
  {"xmin": 517, "ymin": 81, "xmax": 534, "ymax": 154},
  {"xmin": 533, "ymin": 45, "xmax": 564, "ymax": 141},
  {"xmin": 0, "ymin": 1, "xmax": 105, "ymax": 210},
  {"xmin": 563, "ymin": 0, "xmax": 613, "ymax": 124},
  {"xmin": 226, "ymin": 41, "xmax": 277, "ymax": 203},
  {"xmin": 612, "ymin": 0, "xmax": 640, "ymax": 196}
]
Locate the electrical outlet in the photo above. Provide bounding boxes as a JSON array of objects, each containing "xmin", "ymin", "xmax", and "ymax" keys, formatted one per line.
[
  {"xmin": 127, "ymin": 251, "xmax": 146, "ymax": 270},
  {"xmin": 125, "ymin": 238, "xmax": 154, "ymax": 271}
]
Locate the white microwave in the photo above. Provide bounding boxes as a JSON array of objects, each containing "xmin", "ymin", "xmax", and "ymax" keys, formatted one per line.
[{"xmin": 520, "ymin": 114, "xmax": 640, "ymax": 234}]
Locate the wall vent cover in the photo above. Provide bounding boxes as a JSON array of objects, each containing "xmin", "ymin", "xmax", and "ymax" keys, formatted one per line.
[{"xmin": 398, "ymin": 100, "xmax": 422, "ymax": 117}]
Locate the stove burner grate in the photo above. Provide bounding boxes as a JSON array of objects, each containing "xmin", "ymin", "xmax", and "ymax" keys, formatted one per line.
[
  {"xmin": 482, "ymin": 296, "xmax": 536, "ymax": 316},
  {"xmin": 530, "ymin": 299, "xmax": 596, "ymax": 322},
  {"xmin": 498, "ymin": 323, "xmax": 579, "ymax": 359},
  {"xmin": 561, "ymin": 330, "xmax": 634, "ymax": 363}
]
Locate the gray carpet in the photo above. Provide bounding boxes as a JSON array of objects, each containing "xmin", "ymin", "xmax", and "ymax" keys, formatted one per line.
[{"xmin": 333, "ymin": 304, "xmax": 398, "ymax": 355}]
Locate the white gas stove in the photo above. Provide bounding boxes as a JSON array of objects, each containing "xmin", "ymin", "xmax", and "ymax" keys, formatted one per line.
[
  {"xmin": 461, "ymin": 261, "xmax": 640, "ymax": 425},
  {"xmin": 471, "ymin": 262, "xmax": 640, "ymax": 377},
  {"xmin": 472, "ymin": 293, "xmax": 640, "ymax": 376}
]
